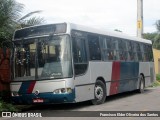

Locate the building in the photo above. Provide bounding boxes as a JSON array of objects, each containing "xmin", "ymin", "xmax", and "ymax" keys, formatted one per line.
[{"xmin": 153, "ymin": 49, "xmax": 160, "ymax": 74}]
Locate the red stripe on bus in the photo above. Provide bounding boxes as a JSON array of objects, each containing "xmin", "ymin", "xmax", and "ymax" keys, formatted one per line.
[
  {"xmin": 109, "ymin": 62, "xmax": 120, "ymax": 95},
  {"xmin": 27, "ymin": 81, "xmax": 36, "ymax": 94}
]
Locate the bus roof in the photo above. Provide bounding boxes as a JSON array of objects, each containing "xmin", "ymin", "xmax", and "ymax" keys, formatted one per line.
[
  {"xmin": 68, "ymin": 23, "xmax": 152, "ymax": 44},
  {"xmin": 13, "ymin": 22, "xmax": 152, "ymax": 44}
]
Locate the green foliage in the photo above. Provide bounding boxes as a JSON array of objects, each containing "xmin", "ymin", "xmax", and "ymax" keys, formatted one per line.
[
  {"xmin": 155, "ymin": 20, "xmax": 160, "ymax": 32},
  {"xmin": 150, "ymin": 74, "xmax": 160, "ymax": 87},
  {"xmin": 153, "ymin": 34, "xmax": 160, "ymax": 50},
  {"xmin": 143, "ymin": 33, "xmax": 157, "ymax": 41},
  {"xmin": 156, "ymin": 74, "xmax": 160, "ymax": 81},
  {"xmin": 143, "ymin": 20, "xmax": 160, "ymax": 50},
  {"xmin": 0, "ymin": 99, "xmax": 18, "ymax": 112},
  {"xmin": 150, "ymin": 81, "xmax": 160, "ymax": 87},
  {"xmin": 0, "ymin": 0, "xmax": 45, "ymax": 47},
  {"xmin": 19, "ymin": 16, "xmax": 45, "ymax": 28},
  {"xmin": 0, "ymin": 0, "xmax": 23, "ymax": 47},
  {"xmin": 143, "ymin": 32, "xmax": 160, "ymax": 50}
]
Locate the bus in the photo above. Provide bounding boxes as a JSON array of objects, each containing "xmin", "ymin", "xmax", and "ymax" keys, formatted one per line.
[{"xmin": 10, "ymin": 22, "xmax": 155, "ymax": 105}]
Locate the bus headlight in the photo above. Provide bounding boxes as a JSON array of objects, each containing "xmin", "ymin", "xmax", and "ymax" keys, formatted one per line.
[
  {"xmin": 11, "ymin": 91, "xmax": 20, "ymax": 96},
  {"xmin": 53, "ymin": 88, "xmax": 72, "ymax": 94}
]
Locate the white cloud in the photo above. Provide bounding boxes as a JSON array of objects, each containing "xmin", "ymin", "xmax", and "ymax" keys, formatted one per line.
[{"xmin": 16, "ymin": 0, "xmax": 160, "ymax": 36}]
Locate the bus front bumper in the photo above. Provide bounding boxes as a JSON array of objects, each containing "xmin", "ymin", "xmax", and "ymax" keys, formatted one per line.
[{"xmin": 11, "ymin": 92, "xmax": 75, "ymax": 104}]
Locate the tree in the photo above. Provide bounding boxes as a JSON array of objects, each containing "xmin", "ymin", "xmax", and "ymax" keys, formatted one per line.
[
  {"xmin": 17, "ymin": 10, "xmax": 45, "ymax": 28},
  {"xmin": 153, "ymin": 34, "xmax": 160, "ymax": 49},
  {"xmin": 0, "ymin": 0, "xmax": 23, "ymax": 46},
  {"xmin": 153, "ymin": 20, "xmax": 160, "ymax": 50},
  {"xmin": 143, "ymin": 33, "xmax": 157, "ymax": 42},
  {"xmin": 0, "ymin": 0, "xmax": 44, "ymax": 47},
  {"xmin": 155, "ymin": 20, "xmax": 160, "ymax": 32},
  {"xmin": 143, "ymin": 20, "xmax": 160, "ymax": 50}
]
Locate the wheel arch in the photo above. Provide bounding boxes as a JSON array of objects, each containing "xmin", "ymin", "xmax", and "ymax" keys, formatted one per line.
[
  {"xmin": 140, "ymin": 73, "xmax": 145, "ymax": 86},
  {"xmin": 96, "ymin": 77, "xmax": 106, "ymax": 87}
]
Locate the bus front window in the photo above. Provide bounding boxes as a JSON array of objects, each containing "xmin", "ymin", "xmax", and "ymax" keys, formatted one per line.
[
  {"xmin": 14, "ymin": 41, "xmax": 36, "ymax": 80},
  {"xmin": 39, "ymin": 35, "xmax": 72, "ymax": 79},
  {"xmin": 13, "ymin": 35, "xmax": 72, "ymax": 81}
]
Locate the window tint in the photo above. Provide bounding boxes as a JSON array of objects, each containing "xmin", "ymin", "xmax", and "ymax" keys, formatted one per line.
[
  {"xmin": 100, "ymin": 36, "xmax": 118, "ymax": 61},
  {"xmin": 73, "ymin": 38, "xmax": 87, "ymax": 63},
  {"xmin": 147, "ymin": 45, "xmax": 153, "ymax": 61},
  {"xmin": 143, "ymin": 44, "xmax": 149, "ymax": 61},
  {"xmin": 88, "ymin": 35, "xmax": 101, "ymax": 60},
  {"xmin": 118, "ymin": 39, "xmax": 127, "ymax": 61},
  {"xmin": 133, "ymin": 42, "xmax": 138, "ymax": 61},
  {"xmin": 109, "ymin": 38, "xmax": 118, "ymax": 60},
  {"xmin": 126, "ymin": 41, "xmax": 132, "ymax": 61},
  {"xmin": 100, "ymin": 37, "xmax": 108, "ymax": 60},
  {"xmin": 135, "ymin": 42, "xmax": 143, "ymax": 61}
]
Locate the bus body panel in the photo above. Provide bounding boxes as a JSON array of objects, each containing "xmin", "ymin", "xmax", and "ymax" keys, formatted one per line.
[
  {"xmin": 139, "ymin": 62, "xmax": 151, "ymax": 87},
  {"xmin": 74, "ymin": 61, "xmax": 155, "ymax": 102},
  {"xmin": 89, "ymin": 62, "xmax": 112, "ymax": 96},
  {"xmin": 74, "ymin": 63, "xmax": 94, "ymax": 102},
  {"xmin": 75, "ymin": 85, "xmax": 94, "ymax": 102}
]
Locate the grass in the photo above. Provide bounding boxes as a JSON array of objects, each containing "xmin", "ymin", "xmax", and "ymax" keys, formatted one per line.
[
  {"xmin": 156, "ymin": 74, "xmax": 160, "ymax": 82},
  {"xmin": 150, "ymin": 80, "xmax": 160, "ymax": 87},
  {"xmin": 149, "ymin": 74, "xmax": 160, "ymax": 87},
  {"xmin": 0, "ymin": 98, "xmax": 18, "ymax": 112}
]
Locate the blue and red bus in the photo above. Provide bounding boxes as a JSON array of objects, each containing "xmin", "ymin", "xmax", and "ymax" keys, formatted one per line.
[{"xmin": 10, "ymin": 23, "xmax": 155, "ymax": 105}]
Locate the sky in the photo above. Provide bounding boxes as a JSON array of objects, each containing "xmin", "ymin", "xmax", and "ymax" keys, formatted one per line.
[{"xmin": 16, "ymin": 0, "xmax": 160, "ymax": 36}]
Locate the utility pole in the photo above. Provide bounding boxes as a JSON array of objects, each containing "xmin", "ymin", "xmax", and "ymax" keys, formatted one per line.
[{"xmin": 137, "ymin": 0, "xmax": 143, "ymax": 38}]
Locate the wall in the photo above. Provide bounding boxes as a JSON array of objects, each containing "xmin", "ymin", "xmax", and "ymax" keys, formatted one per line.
[
  {"xmin": 153, "ymin": 49, "xmax": 160, "ymax": 74},
  {"xmin": 0, "ymin": 48, "xmax": 11, "ymax": 94}
]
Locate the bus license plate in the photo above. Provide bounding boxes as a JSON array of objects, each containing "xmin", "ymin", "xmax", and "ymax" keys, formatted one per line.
[{"xmin": 33, "ymin": 98, "xmax": 44, "ymax": 103}]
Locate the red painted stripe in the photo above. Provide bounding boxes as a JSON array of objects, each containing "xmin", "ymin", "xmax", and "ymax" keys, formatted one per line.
[
  {"xmin": 109, "ymin": 62, "xmax": 120, "ymax": 95},
  {"xmin": 27, "ymin": 81, "xmax": 36, "ymax": 94}
]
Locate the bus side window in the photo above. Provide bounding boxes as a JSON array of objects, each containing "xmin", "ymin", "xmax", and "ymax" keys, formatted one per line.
[
  {"xmin": 111, "ymin": 38, "xmax": 119, "ymax": 60},
  {"xmin": 118, "ymin": 39, "xmax": 127, "ymax": 61},
  {"xmin": 88, "ymin": 35, "xmax": 101, "ymax": 60},
  {"xmin": 148, "ymin": 45, "xmax": 153, "ymax": 61},
  {"xmin": 145, "ymin": 45, "xmax": 153, "ymax": 62},
  {"xmin": 140, "ymin": 43, "xmax": 145, "ymax": 61},
  {"xmin": 136, "ymin": 43, "xmax": 143, "ymax": 61},
  {"xmin": 99, "ymin": 36, "xmax": 108, "ymax": 61},
  {"xmin": 143, "ymin": 45, "xmax": 149, "ymax": 61},
  {"xmin": 107, "ymin": 50, "xmax": 113, "ymax": 60},
  {"xmin": 126, "ymin": 41, "xmax": 135, "ymax": 61},
  {"xmin": 72, "ymin": 37, "xmax": 88, "ymax": 75}
]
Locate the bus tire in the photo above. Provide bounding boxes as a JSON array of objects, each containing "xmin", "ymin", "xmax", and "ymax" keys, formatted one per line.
[
  {"xmin": 138, "ymin": 75, "xmax": 145, "ymax": 93},
  {"xmin": 91, "ymin": 80, "xmax": 106, "ymax": 105}
]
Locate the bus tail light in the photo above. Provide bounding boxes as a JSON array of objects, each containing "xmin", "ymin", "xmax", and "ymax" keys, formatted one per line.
[{"xmin": 53, "ymin": 88, "xmax": 72, "ymax": 94}]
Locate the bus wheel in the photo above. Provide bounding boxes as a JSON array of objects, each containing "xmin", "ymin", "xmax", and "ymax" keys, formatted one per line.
[
  {"xmin": 138, "ymin": 75, "xmax": 145, "ymax": 93},
  {"xmin": 91, "ymin": 80, "xmax": 106, "ymax": 105}
]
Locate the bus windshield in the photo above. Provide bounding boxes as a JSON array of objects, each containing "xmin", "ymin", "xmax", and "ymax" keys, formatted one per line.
[{"xmin": 13, "ymin": 35, "xmax": 72, "ymax": 81}]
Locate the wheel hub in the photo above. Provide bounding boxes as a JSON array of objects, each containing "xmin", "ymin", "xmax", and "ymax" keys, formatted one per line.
[{"xmin": 95, "ymin": 86, "xmax": 103, "ymax": 100}]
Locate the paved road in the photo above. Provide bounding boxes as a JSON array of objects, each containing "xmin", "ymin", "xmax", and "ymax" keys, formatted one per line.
[{"xmin": 2, "ymin": 86, "xmax": 160, "ymax": 120}]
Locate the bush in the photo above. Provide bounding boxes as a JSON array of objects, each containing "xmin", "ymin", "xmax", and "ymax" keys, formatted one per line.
[
  {"xmin": 150, "ymin": 80, "xmax": 160, "ymax": 87},
  {"xmin": 156, "ymin": 74, "xmax": 160, "ymax": 82},
  {"xmin": 0, "ymin": 99, "xmax": 18, "ymax": 112}
]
